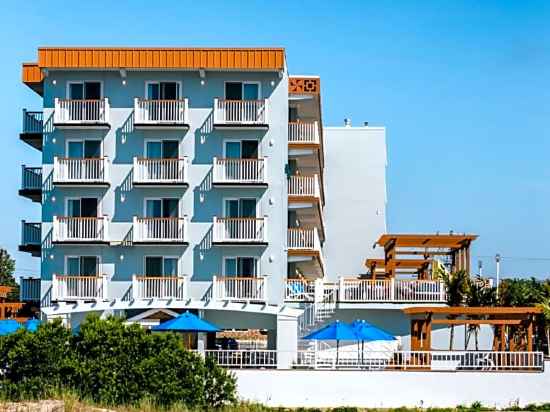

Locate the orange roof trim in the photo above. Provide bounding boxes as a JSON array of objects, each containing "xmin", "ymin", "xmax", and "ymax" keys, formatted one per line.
[{"xmin": 22, "ymin": 63, "xmax": 43, "ymax": 83}]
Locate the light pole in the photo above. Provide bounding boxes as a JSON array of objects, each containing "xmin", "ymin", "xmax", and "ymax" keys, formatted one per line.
[
  {"xmin": 495, "ymin": 253, "xmax": 501, "ymax": 299},
  {"xmin": 478, "ymin": 260, "xmax": 483, "ymax": 277}
]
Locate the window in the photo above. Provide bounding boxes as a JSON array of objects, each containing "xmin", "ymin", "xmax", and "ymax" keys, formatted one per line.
[
  {"xmin": 224, "ymin": 257, "xmax": 258, "ymax": 277},
  {"xmin": 145, "ymin": 256, "xmax": 178, "ymax": 276},
  {"xmin": 147, "ymin": 82, "xmax": 180, "ymax": 100},
  {"xmin": 67, "ymin": 198, "xmax": 98, "ymax": 218},
  {"xmin": 224, "ymin": 140, "xmax": 259, "ymax": 159},
  {"xmin": 66, "ymin": 256, "xmax": 99, "ymax": 275},
  {"xmin": 145, "ymin": 198, "xmax": 179, "ymax": 218},
  {"xmin": 289, "ymin": 106, "xmax": 298, "ymax": 123},
  {"xmin": 145, "ymin": 140, "xmax": 179, "ymax": 159},
  {"xmin": 68, "ymin": 82, "xmax": 101, "ymax": 100},
  {"xmin": 224, "ymin": 198, "xmax": 257, "ymax": 218},
  {"xmin": 67, "ymin": 140, "xmax": 101, "ymax": 158},
  {"xmin": 225, "ymin": 82, "xmax": 260, "ymax": 100}
]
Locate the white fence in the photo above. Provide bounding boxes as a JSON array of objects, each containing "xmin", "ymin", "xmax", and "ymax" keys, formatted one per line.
[
  {"xmin": 53, "ymin": 216, "xmax": 109, "ymax": 242},
  {"xmin": 214, "ymin": 99, "xmax": 268, "ymax": 125},
  {"xmin": 54, "ymin": 98, "xmax": 109, "ymax": 124},
  {"xmin": 288, "ymin": 175, "xmax": 321, "ymax": 198},
  {"xmin": 22, "ymin": 110, "xmax": 43, "ymax": 133},
  {"xmin": 21, "ymin": 166, "xmax": 42, "ymax": 190},
  {"xmin": 21, "ymin": 221, "xmax": 41, "ymax": 246},
  {"xmin": 288, "ymin": 228, "xmax": 321, "ymax": 250},
  {"xmin": 213, "ymin": 217, "xmax": 267, "ymax": 243},
  {"xmin": 52, "ymin": 274, "xmax": 108, "ymax": 301},
  {"xmin": 212, "ymin": 157, "xmax": 267, "ymax": 184},
  {"xmin": 212, "ymin": 276, "xmax": 266, "ymax": 302},
  {"xmin": 133, "ymin": 157, "xmax": 188, "ymax": 184},
  {"xmin": 340, "ymin": 278, "xmax": 446, "ymax": 303},
  {"xmin": 54, "ymin": 157, "xmax": 109, "ymax": 183},
  {"xmin": 132, "ymin": 275, "xmax": 187, "ymax": 300},
  {"xmin": 19, "ymin": 277, "xmax": 41, "ymax": 302},
  {"xmin": 288, "ymin": 121, "xmax": 319, "ymax": 144},
  {"xmin": 133, "ymin": 216, "xmax": 188, "ymax": 242},
  {"xmin": 134, "ymin": 98, "xmax": 189, "ymax": 125}
]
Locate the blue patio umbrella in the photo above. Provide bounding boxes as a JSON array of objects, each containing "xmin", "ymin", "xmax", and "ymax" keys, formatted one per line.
[
  {"xmin": 0, "ymin": 319, "xmax": 23, "ymax": 336},
  {"xmin": 152, "ymin": 311, "xmax": 220, "ymax": 333},
  {"xmin": 24, "ymin": 319, "xmax": 42, "ymax": 332},
  {"xmin": 303, "ymin": 320, "xmax": 361, "ymax": 364},
  {"xmin": 352, "ymin": 320, "xmax": 396, "ymax": 364}
]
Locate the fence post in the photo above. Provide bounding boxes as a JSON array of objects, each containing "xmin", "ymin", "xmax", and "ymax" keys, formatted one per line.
[
  {"xmin": 338, "ymin": 277, "xmax": 345, "ymax": 302},
  {"xmin": 390, "ymin": 277, "xmax": 395, "ymax": 301},
  {"xmin": 213, "ymin": 98, "xmax": 219, "ymax": 123},
  {"xmin": 51, "ymin": 274, "xmax": 58, "ymax": 301},
  {"xmin": 439, "ymin": 281, "xmax": 446, "ymax": 302}
]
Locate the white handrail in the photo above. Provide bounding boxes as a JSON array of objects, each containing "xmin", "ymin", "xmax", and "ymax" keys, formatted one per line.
[
  {"xmin": 54, "ymin": 98, "xmax": 109, "ymax": 124},
  {"xmin": 133, "ymin": 157, "xmax": 188, "ymax": 183},
  {"xmin": 212, "ymin": 217, "xmax": 267, "ymax": 242},
  {"xmin": 214, "ymin": 98, "xmax": 268, "ymax": 124},
  {"xmin": 134, "ymin": 98, "xmax": 189, "ymax": 124},
  {"xmin": 132, "ymin": 275, "xmax": 187, "ymax": 300},
  {"xmin": 52, "ymin": 274, "xmax": 108, "ymax": 301},
  {"xmin": 213, "ymin": 157, "xmax": 267, "ymax": 183},
  {"xmin": 133, "ymin": 216, "xmax": 188, "ymax": 242},
  {"xmin": 288, "ymin": 175, "xmax": 320, "ymax": 197},
  {"xmin": 288, "ymin": 121, "xmax": 319, "ymax": 144},
  {"xmin": 214, "ymin": 276, "xmax": 266, "ymax": 302},
  {"xmin": 287, "ymin": 228, "xmax": 321, "ymax": 250},
  {"xmin": 53, "ymin": 216, "xmax": 109, "ymax": 242},
  {"xmin": 338, "ymin": 278, "xmax": 446, "ymax": 303},
  {"xmin": 54, "ymin": 157, "xmax": 109, "ymax": 183}
]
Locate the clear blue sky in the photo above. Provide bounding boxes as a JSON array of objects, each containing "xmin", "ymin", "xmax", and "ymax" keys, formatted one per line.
[{"xmin": 2, "ymin": 0, "xmax": 550, "ymax": 279}]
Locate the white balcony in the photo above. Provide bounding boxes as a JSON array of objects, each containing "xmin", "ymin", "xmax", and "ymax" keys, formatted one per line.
[
  {"xmin": 133, "ymin": 157, "xmax": 188, "ymax": 186},
  {"xmin": 339, "ymin": 278, "xmax": 446, "ymax": 303},
  {"xmin": 288, "ymin": 175, "xmax": 321, "ymax": 198},
  {"xmin": 284, "ymin": 279, "xmax": 317, "ymax": 302},
  {"xmin": 134, "ymin": 98, "xmax": 189, "ymax": 128},
  {"xmin": 19, "ymin": 277, "xmax": 41, "ymax": 302},
  {"xmin": 212, "ymin": 217, "xmax": 267, "ymax": 244},
  {"xmin": 212, "ymin": 276, "xmax": 266, "ymax": 302},
  {"xmin": 213, "ymin": 98, "xmax": 268, "ymax": 128},
  {"xmin": 52, "ymin": 274, "xmax": 108, "ymax": 301},
  {"xmin": 53, "ymin": 157, "xmax": 110, "ymax": 185},
  {"xmin": 132, "ymin": 275, "xmax": 187, "ymax": 300},
  {"xmin": 133, "ymin": 216, "xmax": 188, "ymax": 243},
  {"xmin": 212, "ymin": 157, "xmax": 267, "ymax": 186},
  {"xmin": 288, "ymin": 121, "xmax": 319, "ymax": 144},
  {"xmin": 53, "ymin": 216, "xmax": 109, "ymax": 243},
  {"xmin": 54, "ymin": 98, "xmax": 110, "ymax": 128},
  {"xmin": 287, "ymin": 227, "xmax": 325, "ymax": 277},
  {"xmin": 288, "ymin": 227, "xmax": 322, "ymax": 251}
]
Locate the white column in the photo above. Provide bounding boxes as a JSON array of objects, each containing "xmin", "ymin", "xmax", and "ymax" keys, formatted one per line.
[{"xmin": 276, "ymin": 314, "xmax": 298, "ymax": 370}]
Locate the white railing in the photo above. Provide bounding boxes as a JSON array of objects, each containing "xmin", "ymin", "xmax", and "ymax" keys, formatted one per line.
[
  {"xmin": 54, "ymin": 157, "xmax": 110, "ymax": 183},
  {"xmin": 288, "ymin": 121, "xmax": 319, "ymax": 144},
  {"xmin": 53, "ymin": 216, "xmax": 109, "ymax": 242},
  {"xmin": 285, "ymin": 279, "xmax": 316, "ymax": 301},
  {"xmin": 213, "ymin": 217, "xmax": 267, "ymax": 243},
  {"xmin": 132, "ymin": 275, "xmax": 187, "ymax": 300},
  {"xmin": 212, "ymin": 157, "xmax": 267, "ymax": 184},
  {"xmin": 212, "ymin": 276, "xmax": 266, "ymax": 302},
  {"xmin": 133, "ymin": 216, "xmax": 188, "ymax": 242},
  {"xmin": 288, "ymin": 228, "xmax": 321, "ymax": 250},
  {"xmin": 21, "ymin": 166, "xmax": 42, "ymax": 190},
  {"xmin": 54, "ymin": 98, "xmax": 110, "ymax": 124},
  {"xmin": 288, "ymin": 175, "xmax": 320, "ymax": 198},
  {"xmin": 19, "ymin": 277, "xmax": 41, "ymax": 302},
  {"xmin": 213, "ymin": 98, "xmax": 268, "ymax": 125},
  {"xmin": 133, "ymin": 157, "xmax": 188, "ymax": 184},
  {"xmin": 22, "ymin": 109, "xmax": 43, "ymax": 133},
  {"xmin": 339, "ymin": 278, "xmax": 446, "ymax": 303},
  {"xmin": 200, "ymin": 349, "xmax": 545, "ymax": 372},
  {"xmin": 134, "ymin": 98, "xmax": 189, "ymax": 125},
  {"xmin": 52, "ymin": 274, "xmax": 108, "ymax": 301},
  {"xmin": 21, "ymin": 221, "xmax": 41, "ymax": 246}
]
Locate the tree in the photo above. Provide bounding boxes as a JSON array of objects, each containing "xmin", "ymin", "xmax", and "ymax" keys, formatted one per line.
[
  {"xmin": 0, "ymin": 249, "xmax": 19, "ymax": 301},
  {"xmin": 536, "ymin": 298, "xmax": 550, "ymax": 356},
  {"xmin": 464, "ymin": 277, "xmax": 496, "ymax": 350},
  {"xmin": 440, "ymin": 270, "xmax": 469, "ymax": 350}
]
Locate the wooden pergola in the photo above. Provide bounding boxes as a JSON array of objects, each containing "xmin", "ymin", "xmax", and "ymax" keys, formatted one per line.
[
  {"xmin": 372, "ymin": 233, "xmax": 478, "ymax": 279},
  {"xmin": 402, "ymin": 306, "xmax": 542, "ymax": 352},
  {"xmin": 0, "ymin": 286, "xmax": 25, "ymax": 320}
]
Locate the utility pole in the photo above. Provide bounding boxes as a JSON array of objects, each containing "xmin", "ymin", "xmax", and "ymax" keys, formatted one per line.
[
  {"xmin": 478, "ymin": 260, "xmax": 483, "ymax": 277},
  {"xmin": 495, "ymin": 253, "xmax": 501, "ymax": 299}
]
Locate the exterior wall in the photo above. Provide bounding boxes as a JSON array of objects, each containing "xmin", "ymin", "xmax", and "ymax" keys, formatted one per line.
[
  {"xmin": 234, "ymin": 364, "xmax": 550, "ymax": 408},
  {"xmin": 39, "ymin": 69, "xmax": 289, "ymax": 311},
  {"xmin": 323, "ymin": 126, "xmax": 387, "ymax": 279}
]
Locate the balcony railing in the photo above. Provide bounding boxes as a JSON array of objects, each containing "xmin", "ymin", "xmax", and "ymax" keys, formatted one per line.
[
  {"xmin": 134, "ymin": 98, "xmax": 189, "ymax": 125},
  {"xmin": 213, "ymin": 99, "xmax": 268, "ymax": 125},
  {"xmin": 285, "ymin": 279, "xmax": 317, "ymax": 301},
  {"xmin": 52, "ymin": 274, "xmax": 108, "ymax": 301},
  {"xmin": 53, "ymin": 216, "xmax": 109, "ymax": 242},
  {"xmin": 288, "ymin": 228, "xmax": 321, "ymax": 250},
  {"xmin": 133, "ymin": 157, "xmax": 188, "ymax": 184},
  {"xmin": 21, "ymin": 221, "xmax": 41, "ymax": 246},
  {"xmin": 212, "ymin": 217, "xmax": 267, "ymax": 243},
  {"xmin": 133, "ymin": 216, "xmax": 188, "ymax": 243},
  {"xmin": 54, "ymin": 98, "xmax": 110, "ymax": 125},
  {"xmin": 212, "ymin": 276, "xmax": 266, "ymax": 302},
  {"xmin": 54, "ymin": 157, "xmax": 110, "ymax": 184},
  {"xmin": 212, "ymin": 157, "xmax": 267, "ymax": 184},
  {"xmin": 288, "ymin": 175, "xmax": 321, "ymax": 198},
  {"xmin": 340, "ymin": 278, "xmax": 446, "ymax": 303},
  {"xmin": 21, "ymin": 166, "xmax": 42, "ymax": 190},
  {"xmin": 22, "ymin": 110, "xmax": 43, "ymax": 134},
  {"xmin": 288, "ymin": 121, "xmax": 319, "ymax": 144},
  {"xmin": 20, "ymin": 277, "xmax": 41, "ymax": 302},
  {"xmin": 132, "ymin": 275, "xmax": 187, "ymax": 300}
]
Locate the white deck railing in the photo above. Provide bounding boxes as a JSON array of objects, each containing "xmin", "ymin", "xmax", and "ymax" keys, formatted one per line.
[
  {"xmin": 133, "ymin": 216, "xmax": 188, "ymax": 242},
  {"xmin": 288, "ymin": 228, "xmax": 321, "ymax": 250},
  {"xmin": 212, "ymin": 276, "xmax": 266, "ymax": 302},
  {"xmin": 212, "ymin": 157, "xmax": 267, "ymax": 184},
  {"xmin": 132, "ymin": 275, "xmax": 187, "ymax": 300},
  {"xmin": 213, "ymin": 217, "xmax": 267, "ymax": 243},
  {"xmin": 54, "ymin": 98, "xmax": 109, "ymax": 124},
  {"xmin": 21, "ymin": 221, "xmax": 41, "ymax": 246},
  {"xmin": 288, "ymin": 121, "xmax": 319, "ymax": 144},
  {"xmin": 339, "ymin": 278, "xmax": 446, "ymax": 303},
  {"xmin": 134, "ymin": 98, "xmax": 189, "ymax": 125},
  {"xmin": 213, "ymin": 98, "xmax": 268, "ymax": 125},
  {"xmin": 52, "ymin": 274, "xmax": 108, "ymax": 301},
  {"xmin": 133, "ymin": 157, "xmax": 188, "ymax": 184},
  {"xmin": 22, "ymin": 110, "xmax": 43, "ymax": 133},
  {"xmin": 284, "ymin": 279, "xmax": 317, "ymax": 301},
  {"xmin": 54, "ymin": 157, "xmax": 110, "ymax": 183},
  {"xmin": 53, "ymin": 216, "xmax": 109, "ymax": 242},
  {"xmin": 21, "ymin": 166, "xmax": 42, "ymax": 190},
  {"xmin": 288, "ymin": 175, "xmax": 321, "ymax": 198},
  {"xmin": 19, "ymin": 277, "xmax": 41, "ymax": 302}
]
